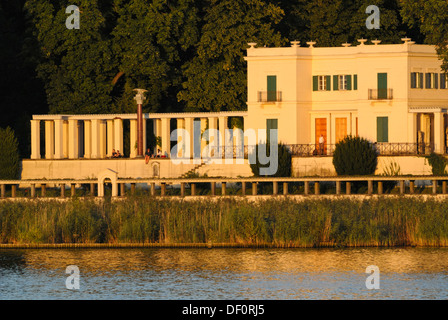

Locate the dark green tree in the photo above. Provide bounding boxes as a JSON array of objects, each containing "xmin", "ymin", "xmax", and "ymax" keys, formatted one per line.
[
  {"xmin": 177, "ymin": 0, "xmax": 284, "ymax": 112},
  {"xmin": 111, "ymin": 0, "xmax": 200, "ymax": 113},
  {"xmin": 0, "ymin": 1, "xmax": 47, "ymax": 158},
  {"xmin": 250, "ymin": 142, "xmax": 291, "ymax": 177},
  {"xmin": 24, "ymin": 0, "xmax": 117, "ymax": 114},
  {"xmin": 0, "ymin": 127, "xmax": 20, "ymax": 180},
  {"xmin": 332, "ymin": 136, "xmax": 378, "ymax": 176},
  {"xmin": 400, "ymin": 0, "xmax": 448, "ymax": 72},
  {"xmin": 275, "ymin": 0, "xmax": 414, "ymax": 46}
]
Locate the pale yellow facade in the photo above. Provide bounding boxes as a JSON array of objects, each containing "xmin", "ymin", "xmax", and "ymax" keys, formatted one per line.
[
  {"xmin": 23, "ymin": 39, "xmax": 448, "ymax": 180},
  {"xmin": 245, "ymin": 39, "xmax": 448, "ymax": 154}
]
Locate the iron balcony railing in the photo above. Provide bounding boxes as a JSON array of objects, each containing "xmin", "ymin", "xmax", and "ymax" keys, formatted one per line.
[
  {"xmin": 286, "ymin": 144, "xmax": 336, "ymax": 157},
  {"xmin": 286, "ymin": 143, "xmax": 434, "ymax": 157},
  {"xmin": 257, "ymin": 91, "xmax": 282, "ymax": 103},
  {"xmin": 368, "ymin": 88, "xmax": 393, "ymax": 100},
  {"xmin": 374, "ymin": 142, "xmax": 433, "ymax": 155},
  {"xmin": 198, "ymin": 142, "xmax": 435, "ymax": 159}
]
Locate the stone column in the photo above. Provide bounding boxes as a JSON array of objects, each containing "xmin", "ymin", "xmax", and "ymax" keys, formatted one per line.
[
  {"xmin": 68, "ymin": 119, "xmax": 79, "ymax": 159},
  {"xmin": 130, "ymin": 119, "xmax": 137, "ymax": 158},
  {"xmin": 434, "ymin": 112, "xmax": 445, "ymax": 154},
  {"xmin": 99, "ymin": 120, "xmax": 107, "ymax": 158},
  {"xmin": 200, "ymin": 118, "xmax": 207, "ymax": 157},
  {"xmin": 106, "ymin": 119, "xmax": 115, "ymax": 157},
  {"xmin": 63, "ymin": 120, "xmax": 69, "ymax": 158},
  {"xmin": 161, "ymin": 117, "xmax": 170, "ymax": 156},
  {"xmin": 54, "ymin": 119, "xmax": 64, "ymax": 159},
  {"xmin": 30, "ymin": 120, "xmax": 41, "ymax": 159},
  {"xmin": 218, "ymin": 116, "xmax": 228, "ymax": 151},
  {"xmin": 143, "ymin": 118, "xmax": 147, "ymax": 154},
  {"xmin": 208, "ymin": 117, "xmax": 218, "ymax": 157},
  {"xmin": 91, "ymin": 119, "xmax": 100, "ymax": 159},
  {"xmin": 44, "ymin": 120, "xmax": 54, "ymax": 159},
  {"xmin": 84, "ymin": 120, "xmax": 92, "ymax": 159},
  {"xmin": 184, "ymin": 118, "xmax": 194, "ymax": 159},
  {"xmin": 177, "ymin": 118, "xmax": 185, "ymax": 158},
  {"xmin": 114, "ymin": 118, "xmax": 123, "ymax": 155}
]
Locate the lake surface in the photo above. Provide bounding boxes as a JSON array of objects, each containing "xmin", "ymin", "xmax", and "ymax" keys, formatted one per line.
[{"xmin": 0, "ymin": 247, "xmax": 447, "ymax": 300}]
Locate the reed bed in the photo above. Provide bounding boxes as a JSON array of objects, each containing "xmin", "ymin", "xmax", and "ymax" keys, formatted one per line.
[{"xmin": 1, "ymin": 197, "xmax": 448, "ymax": 247}]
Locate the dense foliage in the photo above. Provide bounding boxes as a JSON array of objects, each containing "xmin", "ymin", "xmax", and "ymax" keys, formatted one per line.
[
  {"xmin": 425, "ymin": 153, "xmax": 448, "ymax": 176},
  {"xmin": 250, "ymin": 142, "xmax": 291, "ymax": 177},
  {"xmin": 332, "ymin": 136, "xmax": 378, "ymax": 176},
  {"xmin": 1, "ymin": 0, "xmax": 446, "ymax": 158},
  {"xmin": 2, "ymin": 197, "xmax": 448, "ymax": 247},
  {"xmin": 0, "ymin": 127, "xmax": 20, "ymax": 180}
]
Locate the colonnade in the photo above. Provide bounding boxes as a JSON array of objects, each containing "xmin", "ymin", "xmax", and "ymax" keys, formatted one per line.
[{"xmin": 30, "ymin": 112, "xmax": 247, "ymax": 160}]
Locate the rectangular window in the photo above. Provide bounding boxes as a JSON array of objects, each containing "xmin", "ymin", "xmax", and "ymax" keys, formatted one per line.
[
  {"xmin": 318, "ymin": 75, "xmax": 326, "ymax": 91},
  {"xmin": 333, "ymin": 75, "xmax": 353, "ymax": 91},
  {"xmin": 313, "ymin": 75, "xmax": 330, "ymax": 91},
  {"xmin": 411, "ymin": 72, "xmax": 417, "ymax": 88},
  {"xmin": 377, "ymin": 73, "xmax": 388, "ymax": 99},
  {"xmin": 266, "ymin": 119, "xmax": 278, "ymax": 144},
  {"xmin": 267, "ymin": 75, "xmax": 277, "ymax": 101},
  {"xmin": 339, "ymin": 75, "xmax": 348, "ymax": 90},
  {"xmin": 377, "ymin": 117, "xmax": 389, "ymax": 143},
  {"xmin": 354, "ymin": 74, "xmax": 358, "ymax": 90},
  {"xmin": 425, "ymin": 73, "xmax": 438, "ymax": 89},
  {"xmin": 412, "ymin": 72, "xmax": 424, "ymax": 89},
  {"xmin": 441, "ymin": 73, "xmax": 448, "ymax": 89}
]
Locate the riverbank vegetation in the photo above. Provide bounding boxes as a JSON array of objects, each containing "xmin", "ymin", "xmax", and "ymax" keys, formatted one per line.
[{"xmin": 1, "ymin": 197, "xmax": 448, "ymax": 247}]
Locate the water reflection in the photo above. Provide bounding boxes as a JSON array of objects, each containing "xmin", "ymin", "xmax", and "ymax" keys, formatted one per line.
[{"xmin": 0, "ymin": 248, "xmax": 448, "ymax": 299}]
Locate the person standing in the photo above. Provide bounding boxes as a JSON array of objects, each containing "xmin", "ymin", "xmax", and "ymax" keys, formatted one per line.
[{"xmin": 319, "ymin": 134, "xmax": 325, "ymax": 155}]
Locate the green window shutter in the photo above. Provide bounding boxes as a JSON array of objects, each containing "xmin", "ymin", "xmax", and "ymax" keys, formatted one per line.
[
  {"xmin": 347, "ymin": 75, "xmax": 352, "ymax": 90},
  {"xmin": 333, "ymin": 75, "xmax": 339, "ymax": 91},
  {"xmin": 377, "ymin": 73, "xmax": 387, "ymax": 99},
  {"xmin": 435, "ymin": 73, "xmax": 439, "ymax": 89},
  {"xmin": 267, "ymin": 75, "xmax": 277, "ymax": 101},
  {"xmin": 419, "ymin": 73, "xmax": 424, "ymax": 88},
  {"xmin": 313, "ymin": 76, "xmax": 318, "ymax": 91},
  {"xmin": 326, "ymin": 75, "xmax": 331, "ymax": 91},
  {"xmin": 377, "ymin": 117, "xmax": 389, "ymax": 143},
  {"xmin": 354, "ymin": 74, "xmax": 358, "ymax": 90},
  {"xmin": 411, "ymin": 73, "xmax": 417, "ymax": 88},
  {"xmin": 441, "ymin": 73, "xmax": 446, "ymax": 89}
]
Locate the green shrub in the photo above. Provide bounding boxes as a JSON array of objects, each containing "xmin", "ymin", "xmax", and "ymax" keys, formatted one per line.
[
  {"xmin": 425, "ymin": 153, "xmax": 448, "ymax": 175},
  {"xmin": 250, "ymin": 142, "xmax": 291, "ymax": 177},
  {"xmin": 332, "ymin": 136, "xmax": 378, "ymax": 175},
  {"xmin": 0, "ymin": 127, "xmax": 20, "ymax": 180}
]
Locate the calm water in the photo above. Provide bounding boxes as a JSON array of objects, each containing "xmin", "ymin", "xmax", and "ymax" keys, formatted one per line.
[{"xmin": 0, "ymin": 247, "xmax": 447, "ymax": 300}]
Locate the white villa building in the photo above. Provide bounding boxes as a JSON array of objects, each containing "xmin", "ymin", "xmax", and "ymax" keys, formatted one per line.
[{"xmin": 22, "ymin": 38, "xmax": 448, "ymax": 180}]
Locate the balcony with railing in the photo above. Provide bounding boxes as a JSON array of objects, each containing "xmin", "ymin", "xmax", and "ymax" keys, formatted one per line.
[
  {"xmin": 285, "ymin": 143, "xmax": 433, "ymax": 157},
  {"xmin": 368, "ymin": 88, "xmax": 393, "ymax": 100},
  {"xmin": 257, "ymin": 91, "xmax": 282, "ymax": 103},
  {"xmin": 200, "ymin": 142, "xmax": 435, "ymax": 159}
]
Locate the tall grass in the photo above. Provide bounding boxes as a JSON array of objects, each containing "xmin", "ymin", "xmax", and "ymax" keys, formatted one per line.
[{"xmin": 1, "ymin": 197, "xmax": 448, "ymax": 247}]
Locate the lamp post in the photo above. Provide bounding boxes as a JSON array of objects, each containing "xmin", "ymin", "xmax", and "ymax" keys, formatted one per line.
[{"xmin": 134, "ymin": 89, "xmax": 147, "ymax": 157}]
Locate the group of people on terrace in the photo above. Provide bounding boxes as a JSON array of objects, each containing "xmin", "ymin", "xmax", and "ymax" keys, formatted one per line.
[
  {"xmin": 145, "ymin": 148, "xmax": 168, "ymax": 164},
  {"xmin": 111, "ymin": 149, "xmax": 123, "ymax": 158}
]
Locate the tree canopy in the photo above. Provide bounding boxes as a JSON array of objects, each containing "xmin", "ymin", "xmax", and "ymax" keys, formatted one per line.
[
  {"xmin": 400, "ymin": 0, "xmax": 448, "ymax": 72},
  {"xmin": 2, "ymin": 0, "xmax": 446, "ymax": 158}
]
